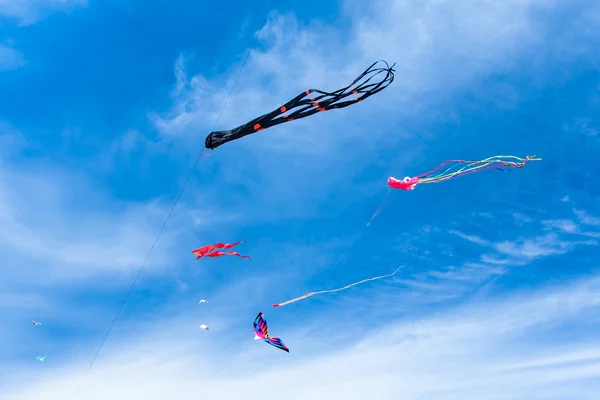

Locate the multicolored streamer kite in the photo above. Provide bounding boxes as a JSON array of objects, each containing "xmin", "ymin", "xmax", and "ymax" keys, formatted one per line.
[
  {"xmin": 253, "ymin": 312, "xmax": 289, "ymax": 353},
  {"xmin": 205, "ymin": 60, "xmax": 395, "ymax": 149},
  {"xmin": 272, "ymin": 264, "xmax": 408, "ymax": 308},
  {"xmin": 192, "ymin": 242, "xmax": 250, "ymax": 260},
  {"xmin": 388, "ymin": 155, "xmax": 541, "ymax": 191}
]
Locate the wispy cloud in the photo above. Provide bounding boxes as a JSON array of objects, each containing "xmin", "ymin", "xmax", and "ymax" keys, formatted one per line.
[
  {"xmin": 564, "ymin": 117, "xmax": 599, "ymax": 137},
  {"xmin": 512, "ymin": 212, "xmax": 533, "ymax": 223},
  {"xmin": 542, "ymin": 210, "xmax": 600, "ymax": 239},
  {"xmin": 152, "ymin": 0, "xmax": 579, "ymax": 144},
  {"xmin": 543, "ymin": 219, "xmax": 578, "ymax": 233},
  {"xmin": 575, "ymin": 209, "xmax": 600, "ymax": 226},
  {"xmin": 453, "ymin": 207, "xmax": 599, "ymax": 259},
  {"xmin": 494, "ymin": 233, "xmax": 580, "ymax": 259},
  {"xmin": 0, "ymin": 145, "xmax": 191, "ymax": 286},
  {"xmin": 442, "ymin": 212, "xmax": 597, "ymax": 287},
  {"xmin": 0, "ymin": 43, "xmax": 25, "ymax": 70},
  {"xmin": 448, "ymin": 229, "xmax": 490, "ymax": 246},
  {"xmin": 5, "ymin": 272, "xmax": 600, "ymax": 399},
  {"xmin": 145, "ymin": 0, "xmax": 600, "ymax": 226},
  {"xmin": 0, "ymin": 0, "xmax": 86, "ymax": 25},
  {"xmin": 370, "ymin": 207, "xmax": 598, "ymax": 305},
  {"xmin": 0, "ymin": 121, "xmax": 26, "ymax": 155},
  {"xmin": 3, "ymin": 0, "xmax": 600, "ymax": 399}
]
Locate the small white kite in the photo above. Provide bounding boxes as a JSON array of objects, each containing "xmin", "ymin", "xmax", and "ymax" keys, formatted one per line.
[
  {"xmin": 200, "ymin": 324, "xmax": 209, "ymax": 330},
  {"xmin": 31, "ymin": 320, "xmax": 42, "ymax": 326},
  {"xmin": 199, "ymin": 299, "xmax": 208, "ymax": 304}
]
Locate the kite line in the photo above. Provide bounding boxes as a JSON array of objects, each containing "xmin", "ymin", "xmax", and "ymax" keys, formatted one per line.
[{"xmin": 71, "ymin": 1, "xmax": 278, "ymax": 397}]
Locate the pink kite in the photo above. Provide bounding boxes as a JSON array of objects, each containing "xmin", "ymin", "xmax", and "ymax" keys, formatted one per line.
[{"xmin": 192, "ymin": 242, "xmax": 250, "ymax": 260}]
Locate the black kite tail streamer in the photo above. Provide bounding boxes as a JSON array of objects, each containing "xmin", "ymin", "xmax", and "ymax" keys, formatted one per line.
[{"xmin": 204, "ymin": 60, "xmax": 396, "ymax": 149}]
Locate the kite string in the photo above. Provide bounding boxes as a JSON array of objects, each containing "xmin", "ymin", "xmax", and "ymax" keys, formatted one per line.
[
  {"xmin": 368, "ymin": 188, "xmax": 392, "ymax": 225},
  {"xmin": 269, "ymin": 189, "xmax": 395, "ymax": 309},
  {"xmin": 71, "ymin": 150, "xmax": 206, "ymax": 400},
  {"xmin": 211, "ymin": 0, "xmax": 277, "ymax": 134},
  {"xmin": 329, "ymin": 187, "xmax": 394, "ymax": 266},
  {"xmin": 71, "ymin": 1, "xmax": 278, "ymax": 398}
]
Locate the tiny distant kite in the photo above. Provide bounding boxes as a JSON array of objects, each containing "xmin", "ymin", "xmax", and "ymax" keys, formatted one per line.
[
  {"xmin": 192, "ymin": 242, "xmax": 250, "ymax": 260},
  {"xmin": 199, "ymin": 299, "xmax": 208, "ymax": 304},
  {"xmin": 273, "ymin": 264, "xmax": 407, "ymax": 308},
  {"xmin": 388, "ymin": 155, "xmax": 541, "ymax": 191},
  {"xmin": 36, "ymin": 355, "xmax": 47, "ymax": 362},
  {"xmin": 200, "ymin": 324, "xmax": 209, "ymax": 331},
  {"xmin": 205, "ymin": 60, "xmax": 395, "ymax": 149},
  {"xmin": 31, "ymin": 320, "xmax": 42, "ymax": 326},
  {"xmin": 253, "ymin": 312, "xmax": 289, "ymax": 353}
]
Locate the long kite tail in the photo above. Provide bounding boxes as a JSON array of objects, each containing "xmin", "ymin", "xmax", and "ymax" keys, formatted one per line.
[
  {"xmin": 417, "ymin": 155, "xmax": 541, "ymax": 185},
  {"xmin": 272, "ymin": 264, "xmax": 407, "ymax": 308},
  {"xmin": 205, "ymin": 250, "xmax": 251, "ymax": 259},
  {"xmin": 204, "ymin": 60, "xmax": 395, "ymax": 150}
]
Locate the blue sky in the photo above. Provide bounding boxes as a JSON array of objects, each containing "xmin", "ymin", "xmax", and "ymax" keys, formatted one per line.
[{"xmin": 1, "ymin": 0, "xmax": 600, "ymax": 398}]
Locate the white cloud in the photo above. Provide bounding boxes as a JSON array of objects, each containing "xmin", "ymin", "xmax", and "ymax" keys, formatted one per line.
[
  {"xmin": 494, "ymin": 233, "xmax": 577, "ymax": 259},
  {"xmin": 0, "ymin": 0, "xmax": 86, "ymax": 25},
  {"xmin": 575, "ymin": 209, "xmax": 600, "ymax": 226},
  {"xmin": 442, "ymin": 219, "xmax": 598, "ymax": 288},
  {"xmin": 0, "ymin": 122, "xmax": 27, "ymax": 155},
  {"xmin": 0, "ymin": 292, "xmax": 46, "ymax": 309},
  {"xmin": 0, "ymin": 43, "xmax": 25, "ymax": 70},
  {"xmin": 5, "ymin": 272, "xmax": 600, "ymax": 399},
  {"xmin": 452, "ymin": 213, "xmax": 598, "ymax": 264},
  {"xmin": 564, "ymin": 118, "xmax": 599, "ymax": 137},
  {"xmin": 543, "ymin": 219, "xmax": 578, "ymax": 233},
  {"xmin": 139, "ymin": 0, "xmax": 600, "ymax": 231},
  {"xmin": 109, "ymin": 129, "xmax": 148, "ymax": 154},
  {"xmin": 430, "ymin": 261, "xmax": 505, "ymax": 281},
  {"xmin": 542, "ymin": 215, "xmax": 600, "ymax": 239},
  {"xmin": 3, "ymin": 1, "xmax": 600, "ymax": 398},
  {"xmin": 146, "ymin": 0, "xmax": 600, "ymax": 225},
  {"xmin": 153, "ymin": 0, "xmax": 579, "ymax": 144},
  {"xmin": 512, "ymin": 212, "xmax": 533, "ymax": 223},
  {"xmin": 448, "ymin": 229, "xmax": 490, "ymax": 246},
  {"xmin": 0, "ymin": 156, "xmax": 187, "ymax": 285}
]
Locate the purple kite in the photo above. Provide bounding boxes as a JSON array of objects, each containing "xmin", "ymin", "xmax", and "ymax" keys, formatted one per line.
[{"xmin": 253, "ymin": 312, "xmax": 289, "ymax": 353}]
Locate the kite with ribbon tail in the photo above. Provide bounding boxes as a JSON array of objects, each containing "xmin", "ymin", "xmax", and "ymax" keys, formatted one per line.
[
  {"xmin": 388, "ymin": 155, "xmax": 541, "ymax": 191},
  {"xmin": 272, "ymin": 261, "xmax": 416, "ymax": 308},
  {"xmin": 192, "ymin": 242, "xmax": 250, "ymax": 260},
  {"xmin": 253, "ymin": 312, "xmax": 289, "ymax": 353},
  {"xmin": 204, "ymin": 60, "xmax": 395, "ymax": 149}
]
